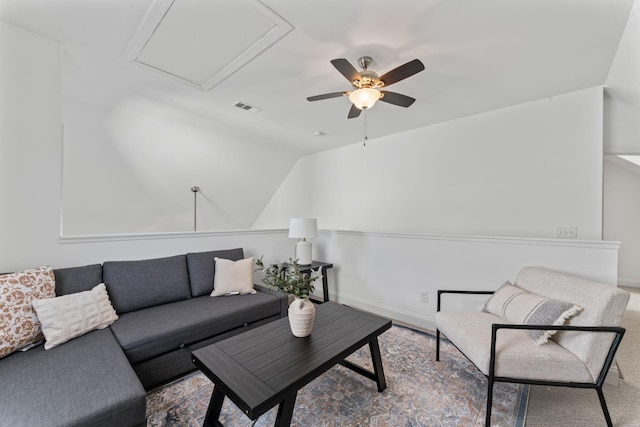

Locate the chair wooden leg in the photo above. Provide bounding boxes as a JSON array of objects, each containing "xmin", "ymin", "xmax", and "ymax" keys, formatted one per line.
[
  {"xmin": 596, "ymin": 387, "xmax": 613, "ymax": 427},
  {"xmin": 436, "ymin": 329, "xmax": 441, "ymax": 361},
  {"xmin": 485, "ymin": 377, "xmax": 494, "ymax": 427}
]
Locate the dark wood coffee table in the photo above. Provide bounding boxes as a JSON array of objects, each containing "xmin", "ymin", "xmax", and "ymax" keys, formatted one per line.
[{"xmin": 191, "ymin": 302, "xmax": 392, "ymax": 426}]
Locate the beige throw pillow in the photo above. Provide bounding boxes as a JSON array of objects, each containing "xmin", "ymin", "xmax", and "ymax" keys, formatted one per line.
[
  {"xmin": 483, "ymin": 281, "xmax": 582, "ymax": 345},
  {"xmin": 0, "ymin": 266, "xmax": 56, "ymax": 358},
  {"xmin": 210, "ymin": 257, "xmax": 256, "ymax": 297},
  {"xmin": 32, "ymin": 283, "xmax": 118, "ymax": 350}
]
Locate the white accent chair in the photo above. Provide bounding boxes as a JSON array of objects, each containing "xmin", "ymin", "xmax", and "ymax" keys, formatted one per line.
[{"xmin": 435, "ymin": 267, "xmax": 629, "ymax": 427}]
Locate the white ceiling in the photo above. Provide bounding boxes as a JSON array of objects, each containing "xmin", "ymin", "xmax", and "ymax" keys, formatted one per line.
[{"xmin": 0, "ymin": 0, "xmax": 635, "ymax": 154}]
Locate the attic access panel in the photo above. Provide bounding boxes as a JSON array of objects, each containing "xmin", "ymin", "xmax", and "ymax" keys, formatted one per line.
[{"xmin": 123, "ymin": 0, "xmax": 292, "ymax": 91}]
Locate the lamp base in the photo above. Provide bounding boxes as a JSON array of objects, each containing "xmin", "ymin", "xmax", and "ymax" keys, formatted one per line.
[{"xmin": 295, "ymin": 240, "xmax": 312, "ymax": 265}]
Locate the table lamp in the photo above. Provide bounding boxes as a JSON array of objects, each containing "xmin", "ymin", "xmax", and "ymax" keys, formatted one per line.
[{"xmin": 288, "ymin": 218, "xmax": 317, "ymax": 265}]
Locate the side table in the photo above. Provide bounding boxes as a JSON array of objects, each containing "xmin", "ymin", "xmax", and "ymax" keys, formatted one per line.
[{"xmin": 299, "ymin": 261, "xmax": 333, "ymax": 303}]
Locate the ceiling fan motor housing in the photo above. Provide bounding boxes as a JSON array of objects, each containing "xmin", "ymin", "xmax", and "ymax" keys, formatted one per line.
[{"xmin": 354, "ymin": 69, "xmax": 382, "ymax": 89}]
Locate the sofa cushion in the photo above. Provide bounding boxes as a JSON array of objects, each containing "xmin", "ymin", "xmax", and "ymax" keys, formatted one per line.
[
  {"xmin": 32, "ymin": 283, "xmax": 119, "ymax": 350},
  {"xmin": 210, "ymin": 257, "xmax": 256, "ymax": 297},
  {"xmin": 54, "ymin": 263, "xmax": 103, "ymax": 296},
  {"xmin": 110, "ymin": 291, "xmax": 281, "ymax": 364},
  {"xmin": 0, "ymin": 266, "xmax": 56, "ymax": 359},
  {"xmin": 435, "ymin": 311, "xmax": 594, "ymax": 383},
  {"xmin": 103, "ymin": 255, "xmax": 191, "ymax": 314},
  {"xmin": 482, "ymin": 281, "xmax": 582, "ymax": 344},
  {"xmin": 0, "ymin": 328, "xmax": 146, "ymax": 427},
  {"xmin": 186, "ymin": 248, "xmax": 245, "ymax": 297}
]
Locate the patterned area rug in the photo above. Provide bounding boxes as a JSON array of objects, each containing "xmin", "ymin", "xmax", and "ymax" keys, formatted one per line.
[{"xmin": 146, "ymin": 325, "xmax": 527, "ymax": 426}]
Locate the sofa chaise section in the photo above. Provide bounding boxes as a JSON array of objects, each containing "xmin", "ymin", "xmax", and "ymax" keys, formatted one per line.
[{"xmin": 0, "ymin": 328, "xmax": 146, "ymax": 427}]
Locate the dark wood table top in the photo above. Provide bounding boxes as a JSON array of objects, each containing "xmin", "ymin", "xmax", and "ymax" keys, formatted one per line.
[
  {"xmin": 191, "ymin": 302, "xmax": 391, "ymax": 420},
  {"xmin": 297, "ymin": 261, "xmax": 333, "ymax": 271}
]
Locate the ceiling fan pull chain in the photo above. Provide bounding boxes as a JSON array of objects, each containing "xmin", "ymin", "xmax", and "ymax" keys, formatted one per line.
[{"xmin": 363, "ymin": 109, "xmax": 368, "ymax": 147}]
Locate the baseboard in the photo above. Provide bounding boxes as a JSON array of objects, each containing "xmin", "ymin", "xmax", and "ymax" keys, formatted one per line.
[
  {"xmin": 617, "ymin": 278, "xmax": 640, "ymax": 288},
  {"xmin": 334, "ymin": 294, "xmax": 436, "ymax": 331}
]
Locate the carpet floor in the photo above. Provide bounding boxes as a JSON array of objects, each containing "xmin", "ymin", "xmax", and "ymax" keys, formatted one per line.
[{"xmin": 146, "ymin": 325, "xmax": 527, "ymax": 426}]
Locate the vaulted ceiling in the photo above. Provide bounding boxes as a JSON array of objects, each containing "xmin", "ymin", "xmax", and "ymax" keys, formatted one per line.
[{"xmin": 0, "ymin": 0, "xmax": 635, "ymax": 154}]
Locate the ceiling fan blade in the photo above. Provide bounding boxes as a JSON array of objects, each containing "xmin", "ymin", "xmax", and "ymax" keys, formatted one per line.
[
  {"xmin": 331, "ymin": 58, "xmax": 361, "ymax": 83},
  {"xmin": 307, "ymin": 91, "xmax": 348, "ymax": 102},
  {"xmin": 378, "ymin": 59, "xmax": 425, "ymax": 87},
  {"xmin": 379, "ymin": 91, "xmax": 416, "ymax": 107},
  {"xmin": 347, "ymin": 104, "xmax": 362, "ymax": 119}
]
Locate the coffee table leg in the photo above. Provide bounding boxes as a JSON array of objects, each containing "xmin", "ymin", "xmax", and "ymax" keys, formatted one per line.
[
  {"xmin": 203, "ymin": 385, "xmax": 225, "ymax": 427},
  {"xmin": 274, "ymin": 392, "xmax": 297, "ymax": 427},
  {"xmin": 369, "ymin": 338, "xmax": 387, "ymax": 392}
]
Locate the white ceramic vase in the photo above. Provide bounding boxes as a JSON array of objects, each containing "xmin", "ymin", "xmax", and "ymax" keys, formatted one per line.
[{"xmin": 288, "ymin": 297, "xmax": 316, "ymax": 337}]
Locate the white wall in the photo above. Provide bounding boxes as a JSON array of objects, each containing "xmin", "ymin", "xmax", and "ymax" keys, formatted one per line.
[
  {"xmin": 0, "ymin": 21, "xmax": 63, "ymax": 271},
  {"xmin": 314, "ymin": 231, "xmax": 619, "ymax": 331},
  {"xmin": 604, "ymin": 3, "xmax": 640, "ymax": 154},
  {"xmin": 61, "ymin": 49, "xmax": 299, "ymax": 235},
  {"xmin": 256, "ymin": 87, "xmax": 604, "ymax": 241},
  {"xmin": 604, "ymin": 156, "xmax": 640, "ymax": 287},
  {"xmin": 602, "ymin": 2, "xmax": 640, "ymax": 286},
  {"xmin": 0, "ymin": 21, "xmax": 294, "ymax": 273}
]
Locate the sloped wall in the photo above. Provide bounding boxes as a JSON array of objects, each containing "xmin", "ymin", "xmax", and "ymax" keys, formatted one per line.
[
  {"xmin": 604, "ymin": 3, "xmax": 640, "ymax": 154},
  {"xmin": 255, "ymin": 87, "xmax": 604, "ymax": 241},
  {"xmin": 61, "ymin": 45, "xmax": 299, "ymax": 235},
  {"xmin": 0, "ymin": 21, "xmax": 295, "ymax": 272}
]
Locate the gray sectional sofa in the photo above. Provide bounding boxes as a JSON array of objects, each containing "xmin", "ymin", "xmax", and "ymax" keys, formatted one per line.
[{"xmin": 0, "ymin": 248, "xmax": 288, "ymax": 427}]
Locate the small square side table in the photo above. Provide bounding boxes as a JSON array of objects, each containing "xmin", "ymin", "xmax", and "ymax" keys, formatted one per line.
[{"xmin": 298, "ymin": 261, "xmax": 333, "ymax": 303}]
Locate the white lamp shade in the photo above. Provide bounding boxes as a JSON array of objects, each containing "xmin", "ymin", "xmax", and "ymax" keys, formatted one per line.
[{"xmin": 288, "ymin": 218, "xmax": 317, "ymax": 239}]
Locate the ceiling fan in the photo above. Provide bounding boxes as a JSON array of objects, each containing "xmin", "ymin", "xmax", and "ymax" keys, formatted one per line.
[{"xmin": 307, "ymin": 56, "xmax": 425, "ymax": 119}]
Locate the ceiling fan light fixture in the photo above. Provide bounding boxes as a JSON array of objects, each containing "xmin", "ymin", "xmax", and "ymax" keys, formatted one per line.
[{"xmin": 349, "ymin": 87, "xmax": 381, "ymax": 110}]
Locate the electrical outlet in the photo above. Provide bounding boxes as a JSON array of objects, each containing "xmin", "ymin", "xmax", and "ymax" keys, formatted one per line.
[
  {"xmin": 556, "ymin": 226, "xmax": 578, "ymax": 239},
  {"xmin": 420, "ymin": 291, "xmax": 429, "ymax": 303}
]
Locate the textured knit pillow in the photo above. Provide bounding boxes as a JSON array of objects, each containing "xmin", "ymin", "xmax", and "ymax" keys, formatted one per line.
[
  {"xmin": 483, "ymin": 281, "xmax": 582, "ymax": 345},
  {"xmin": 210, "ymin": 257, "xmax": 256, "ymax": 297},
  {"xmin": 32, "ymin": 283, "xmax": 118, "ymax": 350},
  {"xmin": 0, "ymin": 266, "xmax": 56, "ymax": 358}
]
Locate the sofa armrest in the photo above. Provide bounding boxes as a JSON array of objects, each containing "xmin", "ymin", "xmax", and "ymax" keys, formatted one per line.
[
  {"xmin": 437, "ymin": 290, "xmax": 495, "ymax": 312},
  {"xmin": 254, "ymin": 284, "xmax": 288, "ymax": 318},
  {"xmin": 489, "ymin": 323, "xmax": 626, "ymax": 386}
]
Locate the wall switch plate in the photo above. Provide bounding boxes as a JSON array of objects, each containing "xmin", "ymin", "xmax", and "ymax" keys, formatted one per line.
[
  {"xmin": 420, "ymin": 291, "xmax": 429, "ymax": 303},
  {"xmin": 556, "ymin": 226, "xmax": 578, "ymax": 239}
]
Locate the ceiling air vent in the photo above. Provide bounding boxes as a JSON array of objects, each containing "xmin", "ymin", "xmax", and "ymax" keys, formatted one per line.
[{"xmin": 233, "ymin": 101, "xmax": 263, "ymax": 113}]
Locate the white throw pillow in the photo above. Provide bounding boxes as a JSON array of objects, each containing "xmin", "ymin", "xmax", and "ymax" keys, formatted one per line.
[
  {"xmin": 32, "ymin": 283, "xmax": 118, "ymax": 350},
  {"xmin": 483, "ymin": 281, "xmax": 582, "ymax": 345},
  {"xmin": 0, "ymin": 266, "xmax": 56, "ymax": 358},
  {"xmin": 210, "ymin": 257, "xmax": 256, "ymax": 297}
]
